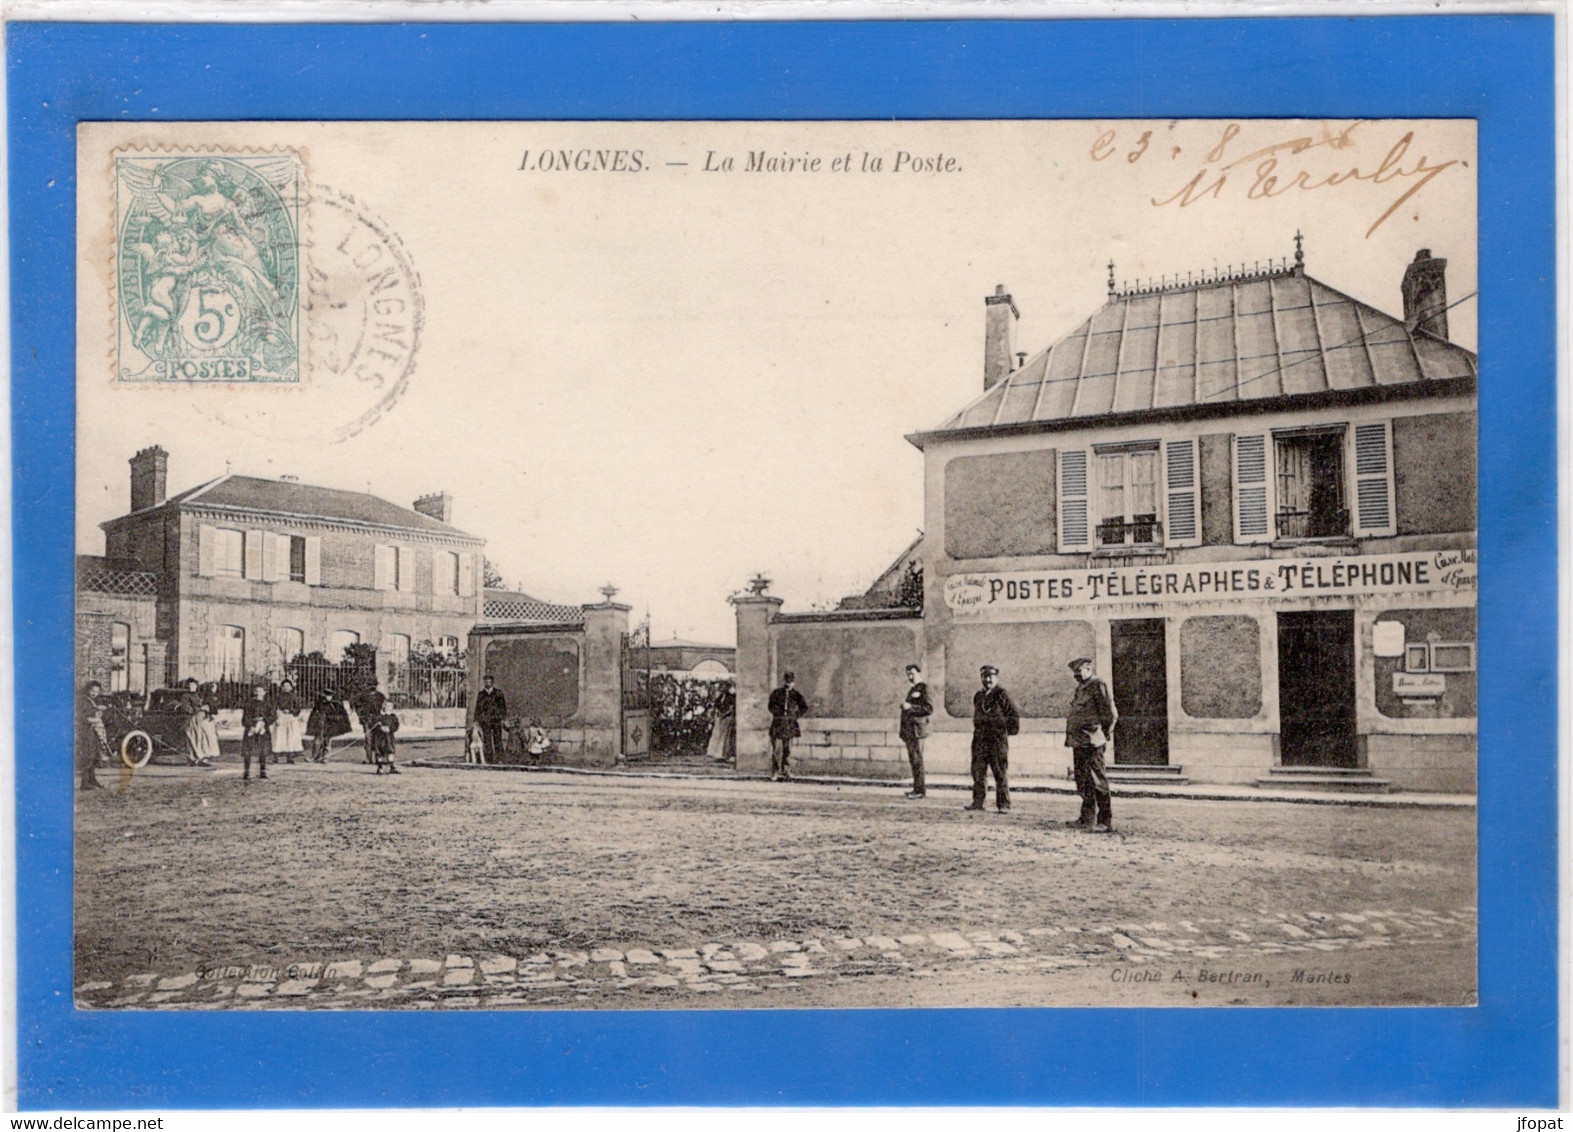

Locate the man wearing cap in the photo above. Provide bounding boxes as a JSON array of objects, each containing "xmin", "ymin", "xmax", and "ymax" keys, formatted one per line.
[
  {"xmin": 967, "ymin": 665, "xmax": 1019, "ymax": 813},
  {"xmin": 767, "ymin": 671, "xmax": 809, "ymax": 781},
  {"xmin": 1065, "ymin": 656, "xmax": 1117, "ymax": 832},
  {"xmin": 898, "ymin": 663, "xmax": 933, "ymax": 799}
]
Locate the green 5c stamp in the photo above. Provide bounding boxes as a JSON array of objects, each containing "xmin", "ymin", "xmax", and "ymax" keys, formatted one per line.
[{"xmin": 115, "ymin": 151, "xmax": 303, "ymax": 383}]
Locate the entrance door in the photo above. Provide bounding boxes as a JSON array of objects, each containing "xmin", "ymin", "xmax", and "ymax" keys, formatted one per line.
[
  {"xmin": 1276, "ymin": 609, "xmax": 1358, "ymax": 767},
  {"xmin": 1110, "ymin": 618, "xmax": 1169, "ymax": 765}
]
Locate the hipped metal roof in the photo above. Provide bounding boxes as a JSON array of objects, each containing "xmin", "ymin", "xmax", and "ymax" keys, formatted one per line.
[
  {"xmin": 928, "ymin": 266, "xmax": 1478, "ymax": 438},
  {"xmin": 108, "ymin": 473, "xmax": 482, "ymax": 541}
]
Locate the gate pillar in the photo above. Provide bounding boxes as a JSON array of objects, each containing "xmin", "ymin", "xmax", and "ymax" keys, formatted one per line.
[
  {"xmin": 581, "ymin": 599, "xmax": 630, "ymax": 766},
  {"xmin": 732, "ymin": 593, "xmax": 782, "ymax": 775}
]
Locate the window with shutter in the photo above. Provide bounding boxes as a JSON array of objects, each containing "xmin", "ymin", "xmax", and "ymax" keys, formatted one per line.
[
  {"xmin": 243, "ymin": 530, "xmax": 265, "ymax": 579},
  {"xmin": 396, "ymin": 545, "xmax": 412, "ymax": 592},
  {"xmin": 1058, "ymin": 450, "xmax": 1089, "ymax": 549},
  {"xmin": 1093, "ymin": 444, "xmax": 1162, "ymax": 547},
  {"xmin": 303, "ymin": 536, "xmax": 322, "ymax": 585},
  {"xmin": 374, "ymin": 544, "xmax": 393, "ymax": 590},
  {"xmin": 209, "ymin": 528, "xmax": 244, "ymax": 577},
  {"xmin": 1164, "ymin": 438, "xmax": 1200, "ymax": 546},
  {"xmin": 1273, "ymin": 427, "xmax": 1349, "ymax": 539},
  {"xmin": 1233, "ymin": 434, "xmax": 1272, "ymax": 543},
  {"xmin": 198, "ymin": 524, "xmax": 217, "ymax": 577},
  {"xmin": 1352, "ymin": 421, "xmax": 1396, "ymax": 536},
  {"xmin": 458, "ymin": 553, "xmax": 476, "ymax": 597},
  {"xmin": 260, "ymin": 532, "xmax": 284, "ymax": 582}
]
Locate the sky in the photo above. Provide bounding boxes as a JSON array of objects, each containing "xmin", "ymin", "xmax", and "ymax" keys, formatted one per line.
[{"xmin": 77, "ymin": 120, "xmax": 1477, "ymax": 643}]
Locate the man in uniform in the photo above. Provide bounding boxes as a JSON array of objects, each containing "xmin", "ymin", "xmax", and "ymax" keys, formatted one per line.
[
  {"xmin": 967, "ymin": 665, "xmax": 1018, "ymax": 813},
  {"xmin": 898, "ymin": 663, "xmax": 932, "ymax": 799},
  {"xmin": 474, "ymin": 674, "xmax": 507, "ymax": 764},
  {"xmin": 1064, "ymin": 656, "xmax": 1117, "ymax": 832},
  {"xmin": 767, "ymin": 670, "xmax": 809, "ymax": 781}
]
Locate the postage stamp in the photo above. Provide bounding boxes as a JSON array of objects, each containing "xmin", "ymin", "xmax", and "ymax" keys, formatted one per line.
[{"xmin": 113, "ymin": 150, "xmax": 304, "ymax": 383}]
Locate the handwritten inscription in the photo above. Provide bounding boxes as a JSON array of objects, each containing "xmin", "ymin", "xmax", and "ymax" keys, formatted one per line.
[{"xmin": 1092, "ymin": 121, "xmax": 1463, "ymax": 238}]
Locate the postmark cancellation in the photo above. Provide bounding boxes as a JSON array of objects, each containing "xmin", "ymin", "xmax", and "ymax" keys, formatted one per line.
[{"xmin": 114, "ymin": 150, "xmax": 304, "ymax": 384}]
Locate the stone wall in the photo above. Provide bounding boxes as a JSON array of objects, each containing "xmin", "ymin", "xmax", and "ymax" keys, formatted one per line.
[
  {"xmin": 1394, "ymin": 411, "xmax": 1476, "ymax": 537},
  {"xmin": 467, "ymin": 603, "xmax": 627, "ymax": 767}
]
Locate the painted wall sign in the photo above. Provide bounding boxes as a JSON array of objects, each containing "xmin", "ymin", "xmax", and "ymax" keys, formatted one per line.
[
  {"xmin": 1393, "ymin": 672, "xmax": 1447, "ymax": 697},
  {"xmin": 943, "ymin": 549, "xmax": 1477, "ymax": 615}
]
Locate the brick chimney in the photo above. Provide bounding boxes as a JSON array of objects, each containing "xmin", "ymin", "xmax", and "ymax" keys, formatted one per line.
[
  {"xmin": 1401, "ymin": 249, "xmax": 1448, "ymax": 339},
  {"xmin": 414, "ymin": 491, "xmax": 454, "ymax": 524},
  {"xmin": 984, "ymin": 284, "xmax": 1020, "ymax": 391},
  {"xmin": 129, "ymin": 445, "xmax": 168, "ymax": 512}
]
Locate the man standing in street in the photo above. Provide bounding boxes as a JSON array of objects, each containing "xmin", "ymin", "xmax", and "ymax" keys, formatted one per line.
[
  {"xmin": 967, "ymin": 665, "xmax": 1018, "ymax": 813},
  {"xmin": 1065, "ymin": 656, "xmax": 1117, "ymax": 832},
  {"xmin": 241, "ymin": 683, "xmax": 277, "ymax": 782},
  {"xmin": 76, "ymin": 680, "xmax": 107, "ymax": 790},
  {"xmin": 350, "ymin": 681, "xmax": 386, "ymax": 765},
  {"xmin": 899, "ymin": 663, "xmax": 932, "ymax": 799},
  {"xmin": 767, "ymin": 670, "xmax": 809, "ymax": 781},
  {"xmin": 474, "ymin": 674, "xmax": 507, "ymax": 764}
]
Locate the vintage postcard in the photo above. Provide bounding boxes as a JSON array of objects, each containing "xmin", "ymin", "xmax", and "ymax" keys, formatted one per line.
[{"xmin": 71, "ymin": 118, "xmax": 1480, "ymax": 1013}]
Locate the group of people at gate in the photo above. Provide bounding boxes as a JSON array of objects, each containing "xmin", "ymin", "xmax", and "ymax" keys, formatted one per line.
[
  {"xmin": 469, "ymin": 674, "xmax": 552, "ymax": 764},
  {"xmin": 74, "ymin": 675, "xmax": 404, "ymax": 786},
  {"xmin": 766, "ymin": 656, "xmax": 1118, "ymax": 832}
]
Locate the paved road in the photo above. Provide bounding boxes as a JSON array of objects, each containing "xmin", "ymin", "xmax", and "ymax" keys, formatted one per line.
[{"xmin": 73, "ymin": 761, "xmax": 1476, "ymax": 1009}]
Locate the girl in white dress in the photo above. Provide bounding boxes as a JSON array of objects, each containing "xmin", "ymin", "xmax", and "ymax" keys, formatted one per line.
[{"xmin": 271, "ymin": 678, "xmax": 306, "ymax": 764}]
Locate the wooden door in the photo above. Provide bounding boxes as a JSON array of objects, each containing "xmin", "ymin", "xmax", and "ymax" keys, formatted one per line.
[
  {"xmin": 1110, "ymin": 618, "xmax": 1170, "ymax": 766},
  {"xmin": 1276, "ymin": 609, "xmax": 1358, "ymax": 767}
]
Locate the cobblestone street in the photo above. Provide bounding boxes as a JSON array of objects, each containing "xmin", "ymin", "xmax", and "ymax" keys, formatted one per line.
[{"xmin": 74, "ymin": 760, "xmax": 1477, "ymax": 1010}]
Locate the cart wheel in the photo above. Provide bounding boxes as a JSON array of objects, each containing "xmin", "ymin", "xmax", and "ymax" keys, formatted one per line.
[{"xmin": 120, "ymin": 730, "xmax": 153, "ymax": 769}]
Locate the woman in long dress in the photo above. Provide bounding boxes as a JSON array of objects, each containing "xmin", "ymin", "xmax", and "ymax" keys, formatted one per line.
[
  {"xmin": 706, "ymin": 691, "xmax": 737, "ymax": 764},
  {"xmin": 271, "ymin": 679, "xmax": 306, "ymax": 764},
  {"xmin": 181, "ymin": 677, "xmax": 219, "ymax": 767}
]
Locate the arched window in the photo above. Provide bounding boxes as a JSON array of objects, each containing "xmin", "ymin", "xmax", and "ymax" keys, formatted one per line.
[
  {"xmin": 330, "ymin": 629, "xmax": 361, "ymax": 661},
  {"xmin": 279, "ymin": 627, "xmax": 305, "ymax": 666},
  {"xmin": 214, "ymin": 625, "xmax": 246, "ymax": 681},
  {"xmin": 384, "ymin": 633, "xmax": 412, "ymax": 697}
]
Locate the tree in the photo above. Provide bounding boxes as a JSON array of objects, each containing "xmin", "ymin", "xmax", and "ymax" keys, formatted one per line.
[
  {"xmin": 895, "ymin": 559, "xmax": 924, "ymax": 610},
  {"xmin": 482, "ymin": 557, "xmax": 506, "ymax": 590}
]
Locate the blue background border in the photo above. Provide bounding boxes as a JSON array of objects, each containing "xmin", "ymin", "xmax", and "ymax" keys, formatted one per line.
[{"xmin": 8, "ymin": 16, "xmax": 1558, "ymax": 1109}]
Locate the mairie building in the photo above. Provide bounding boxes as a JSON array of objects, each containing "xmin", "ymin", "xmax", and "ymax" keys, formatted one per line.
[{"xmin": 77, "ymin": 445, "xmax": 485, "ymax": 693}]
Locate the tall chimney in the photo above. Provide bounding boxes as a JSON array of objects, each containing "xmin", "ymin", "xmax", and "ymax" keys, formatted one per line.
[
  {"xmin": 414, "ymin": 491, "xmax": 454, "ymax": 524},
  {"xmin": 1401, "ymin": 249, "xmax": 1448, "ymax": 339},
  {"xmin": 129, "ymin": 445, "xmax": 168, "ymax": 512},
  {"xmin": 983, "ymin": 284, "xmax": 1020, "ymax": 390}
]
